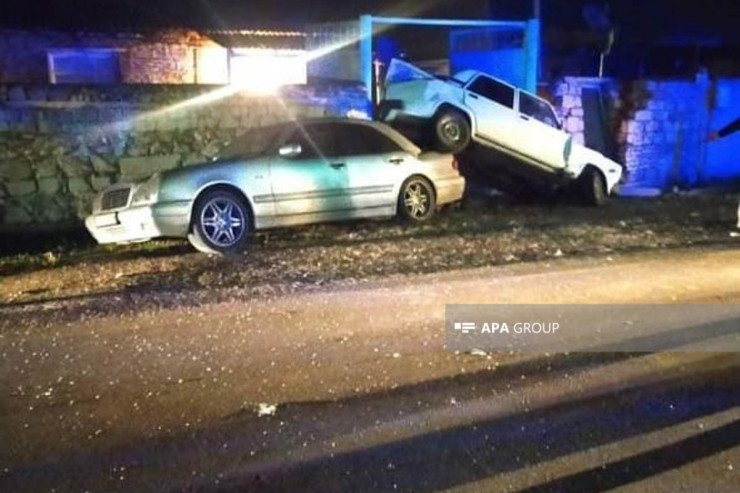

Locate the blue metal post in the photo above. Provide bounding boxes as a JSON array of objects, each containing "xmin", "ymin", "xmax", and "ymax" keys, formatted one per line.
[
  {"xmin": 524, "ymin": 18, "xmax": 541, "ymax": 93},
  {"xmin": 359, "ymin": 15, "xmax": 374, "ymax": 115}
]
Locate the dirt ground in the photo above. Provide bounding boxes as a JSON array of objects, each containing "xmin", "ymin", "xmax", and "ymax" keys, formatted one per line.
[{"xmin": 1, "ymin": 194, "xmax": 738, "ymax": 319}]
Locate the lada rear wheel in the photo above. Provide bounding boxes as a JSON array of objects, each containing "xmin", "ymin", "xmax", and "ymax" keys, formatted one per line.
[{"xmin": 580, "ymin": 167, "xmax": 608, "ymax": 206}]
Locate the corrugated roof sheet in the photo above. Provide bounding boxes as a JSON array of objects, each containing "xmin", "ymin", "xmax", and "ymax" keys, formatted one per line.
[{"xmin": 206, "ymin": 29, "xmax": 305, "ymax": 50}]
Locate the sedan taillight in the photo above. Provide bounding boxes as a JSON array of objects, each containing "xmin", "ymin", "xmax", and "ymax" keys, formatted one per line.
[{"xmin": 451, "ymin": 156, "xmax": 459, "ymax": 171}]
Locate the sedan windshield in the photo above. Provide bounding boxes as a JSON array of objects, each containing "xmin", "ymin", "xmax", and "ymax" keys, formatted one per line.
[{"xmin": 217, "ymin": 123, "xmax": 287, "ymax": 159}]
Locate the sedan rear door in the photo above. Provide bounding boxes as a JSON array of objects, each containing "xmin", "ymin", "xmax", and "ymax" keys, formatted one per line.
[
  {"xmin": 336, "ymin": 123, "xmax": 408, "ymax": 214},
  {"xmin": 269, "ymin": 123, "xmax": 350, "ymax": 220},
  {"xmin": 516, "ymin": 91, "xmax": 571, "ymax": 170}
]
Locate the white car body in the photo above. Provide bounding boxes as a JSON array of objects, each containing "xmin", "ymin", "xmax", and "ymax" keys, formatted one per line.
[
  {"xmin": 85, "ymin": 119, "xmax": 464, "ymax": 250},
  {"xmin": 382, "ymin": 59, "xmax": 623, "ymax": 194}
]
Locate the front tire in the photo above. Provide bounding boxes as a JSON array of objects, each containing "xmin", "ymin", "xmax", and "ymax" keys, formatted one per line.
[
  {"xmin": 188, "ymin": 189, "xmax": 250, "ymax": 255},
  {"xmin": 433, "ymin": 110, "xmax": 471, "ymax": 154},
  {"xmin": 579, "ymin": 167, "xmax": 608, "ymax": 206},
  {"xmin": 398, "ymin": 176, "xmax": 436, "ymax": 223}
]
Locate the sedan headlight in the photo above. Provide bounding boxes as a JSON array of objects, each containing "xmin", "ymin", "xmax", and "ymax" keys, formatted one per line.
[{"xmin": 130, "ymin": 173, "xmax": 161, "ymax": 206}]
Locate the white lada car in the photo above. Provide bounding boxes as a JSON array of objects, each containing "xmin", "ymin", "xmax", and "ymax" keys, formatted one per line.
[{"xmin": 381, "ymin": 59, "xmax": 623, "ymax": 205}]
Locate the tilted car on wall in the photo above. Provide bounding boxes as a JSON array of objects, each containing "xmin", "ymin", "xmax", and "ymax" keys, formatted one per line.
[
  {"xmin": 85, "ymin": 118, "xmax": 465, "ymax": 255},
  {"xmin": 380, "ymin": 59, "xmax": 623, "ymax": 205}
]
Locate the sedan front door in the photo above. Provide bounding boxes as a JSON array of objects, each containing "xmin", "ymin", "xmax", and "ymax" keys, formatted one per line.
[{"xmin": 463, "ymin": 75, "xmax": 520, "ymax": 151}]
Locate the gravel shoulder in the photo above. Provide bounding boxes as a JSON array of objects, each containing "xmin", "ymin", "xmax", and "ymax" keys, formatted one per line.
[{"xmin": 1, "ymin": 194, "xmax": 738, "ymax": 320}]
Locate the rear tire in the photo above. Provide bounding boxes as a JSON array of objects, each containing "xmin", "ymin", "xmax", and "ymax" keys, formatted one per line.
[
  {"xmin": 398, "ymin": 176, "xmax": 436, "ymax": 223},
  {"xmin": 433, "ymin": 109, "xmax": 471, "ymax": 154},
  {"xmin": 188, "ymin": 189, "xmax": 251, "ymax": 255},
  {"xmin": 580, "ymin": 167, "xmax": 608, "ymax": 206}
]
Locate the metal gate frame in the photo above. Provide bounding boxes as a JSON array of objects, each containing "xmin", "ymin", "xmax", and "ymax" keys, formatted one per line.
[{"xmin": 358, "ymin": 15, "xmax": 541, "ymax": 109}]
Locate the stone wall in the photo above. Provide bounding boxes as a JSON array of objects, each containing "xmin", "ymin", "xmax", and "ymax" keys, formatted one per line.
[
  {"xmin": 0, "ymin": 82, "xmax": 368, "ymax": 229},
  {"xmin": 553, "ymin": 74, "xmax": 714, "ymax": 193}
]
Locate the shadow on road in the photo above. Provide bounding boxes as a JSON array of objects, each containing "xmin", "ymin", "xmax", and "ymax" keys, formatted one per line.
[
  {"xmin": 216, "ymin": 362, "xmax": 739, "ymax": 493},
  {"xmin": 516, "ymin": 418, "xmax": 740, "ymax": 493},
  {"xmin": 4, "ymin": 349, "xmax": 739, "ymax": 493}
]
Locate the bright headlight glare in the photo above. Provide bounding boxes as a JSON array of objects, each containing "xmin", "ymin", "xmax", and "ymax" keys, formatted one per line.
[{"xmin": 131, "ymin": 173, "xmax": 161, "ymax": 205}]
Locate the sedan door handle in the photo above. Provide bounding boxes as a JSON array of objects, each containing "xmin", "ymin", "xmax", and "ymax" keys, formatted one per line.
[
  {"xmin": 468, "ymin": 93, "xmax": 479, "ymax": 99},
  {"xmin": 519, "ymin": 115, "xmax": 531, "ymax": 121},
  {"xmin": 330, "ymin": 162, "xmax": 346, "ymax": 169},
  {"xmin": 388, "ymin": 157, "xmax": 404, "ymax": 165}
]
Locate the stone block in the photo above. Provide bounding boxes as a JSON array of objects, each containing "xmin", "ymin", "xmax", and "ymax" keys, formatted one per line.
[
  {"xmin": 47, "ymin": 86, "xmax": 73, "ymax": 102},
  {"xmin": 627, "ymin": 131, "xmax": 643, "ymax": 145},
  {"xmin": 183, "ymin": 153, "xmax": 205, "ymax": 166},
  {"xmin": 626, "ymin": 121, "xmax": 643, "ymax": 135},
  {"xmin": 57, "ymin": 155, "xmax": 92, "ymax": 177},
  {"xmin": 27, "ymin": 87, "xmax": 48, "ymax": 102},
  {"xmin": 119, "ymin": 154, "xmax": 180, "ymax": 182},
  {"xmin": 90, "ymin": 154, "xmax": 118, "ymax": 174},
  {"xmin": 91, "ymin": 174, "xmax": 113, "ymax": 191},
  {"xmin": 34, "ymin": 157, "xmax": 59, "ymax": 179},
  {"xmin": 566, "ymin": 117, "xmax": 584, "ymax": 133},
  {"xmin": 8, "ymin": 85, "xmax": 25, "ymax": 102},
  {"xmin": 562, "ymin": 95, "xmax": 579, "ymax": 109},
  {"xmin": 634, "ymin": 110, "xmax": 652, "ymax": 122},
  {"xmin": 7, "ymin": 180, "xmax": 37, "ymax": 197},
  {"xmin": 201, "ymin": 143, "xmax": 220, "ymax": 158},
  {"xmin": 2, "ymin": 202, "xmax": 32, "ymax": 224},
  {"xmin": 40, "ymin": 199, "xmax": 66, "ymax": 223},
  {"xmin": 72, "ymin": 195, "xmax": 94, "ymax": 218},
  {"xmin": 38, "ymin": 177, "xmax": 61, "ymax": 195},
  {"xmin": 0, "ymin": 160, "xmax": 32, "ymax": 181},
  {"xmin": 68, "ymin": 177, "xmax": 91, "ymax": 196}
]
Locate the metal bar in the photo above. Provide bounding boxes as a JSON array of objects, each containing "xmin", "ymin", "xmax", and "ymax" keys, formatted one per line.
[
  {"xmin": 359, "ymin": 15, "xmax": 374, "ymax": 115},
  {"xmin": 524, "ymin": 18, "xmax": 541, "ymax": 92},
  {"xmin": 370, "ymin": 16, "xmax": 526, "ymax": 28}
]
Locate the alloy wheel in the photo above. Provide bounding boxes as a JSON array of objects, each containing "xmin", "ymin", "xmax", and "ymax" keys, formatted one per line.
[
  {"xmin": 404, "ymin": 181, "xmax": 431, "ymax": 219},
  {"xmin": 200, "ymin": 197, "xmax": 246, "ymax": 247}
]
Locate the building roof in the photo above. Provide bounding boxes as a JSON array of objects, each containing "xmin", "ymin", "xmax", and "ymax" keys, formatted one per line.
[{"xmin": 206, "ymin": 29, "xmax": 305, "ymax": 50}]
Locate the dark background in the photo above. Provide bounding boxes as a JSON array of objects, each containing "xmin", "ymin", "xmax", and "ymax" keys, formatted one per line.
[
  {"xmin": 2, "ymin": 0, "xmax": 739, "ymax": 78},
  {"xmin": 2, "ymin": 0, "xmax": 738, "ymax": 42}
]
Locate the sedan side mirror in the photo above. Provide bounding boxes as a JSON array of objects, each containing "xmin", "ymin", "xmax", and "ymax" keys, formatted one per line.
[{"xmin": 278, "ymin": 143, "xmax": 302, "ymax": 158}]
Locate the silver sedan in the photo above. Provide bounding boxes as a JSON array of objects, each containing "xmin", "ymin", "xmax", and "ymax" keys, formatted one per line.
[{"xmin": 85, "ymin": 118, "xmax": 465, "ymax": 254}]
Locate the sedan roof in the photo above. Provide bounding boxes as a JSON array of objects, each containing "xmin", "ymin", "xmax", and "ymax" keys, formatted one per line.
[{"xmin": 288, "ymin": 118, "xmax": 422, "ymax": 156}]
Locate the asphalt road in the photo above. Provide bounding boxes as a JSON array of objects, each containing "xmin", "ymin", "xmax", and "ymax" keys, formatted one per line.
[{"xmin": 2, "ymin": 247, "xmax": 740, "ymax": 492}]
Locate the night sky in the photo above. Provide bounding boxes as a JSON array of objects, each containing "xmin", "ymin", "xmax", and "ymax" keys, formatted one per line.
[{"xmin": 2, "ymin": 0, "xmax": 740, "ymax": 44}]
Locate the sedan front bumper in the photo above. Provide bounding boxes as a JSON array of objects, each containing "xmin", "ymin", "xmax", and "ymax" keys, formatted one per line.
[{"xmin": 85, "ymin": 201, "xmax": 191, "ymax": 245}]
